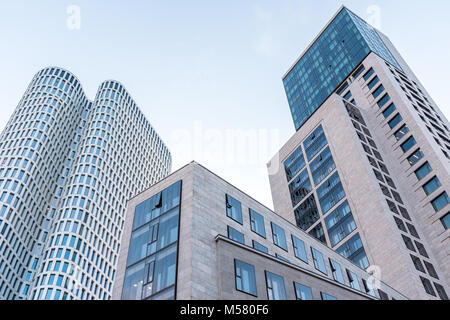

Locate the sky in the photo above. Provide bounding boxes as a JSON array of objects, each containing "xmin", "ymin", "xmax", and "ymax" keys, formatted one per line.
[{"xmin": 1, "ymin": 0, "xmax": 449, "ymax": 210}]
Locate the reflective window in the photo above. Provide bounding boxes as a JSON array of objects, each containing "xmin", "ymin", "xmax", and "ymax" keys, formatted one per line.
[
  {"xmin": 252, "ymin": 240, "xmax": 269, "ymax": 254},
  {"xmin": 311, "ymin": 247, "xmax": 327, "ymax": 274},
  {"xmin": 377, "ymin": 93, "xmax": 390, "ymax": 108},
  {"xmin": 265, "ymin": 271, "xmax": 286, "ymax": 300},
  {"xmin": 431, "ymin": 192, "xmax": 449, "ymax": 212},
  {"xmin": 325, "ymin": 201, "xmax": 356, "ymax": 247},
  {"xmin": 382, "ymin": 103, "xmax": 396, "ymax": 118},
  {"xmin": 329, "ymin": 259, "xmax": 345, "ymax": 284},
  {"xmin": 394, "ymin": 125, "xmax": 410, "ymax": 141},
  {"xmin": 291, "ymin": 235, "xmax": 308, "ymax": 263},
  {"xmin": 363, "ymin": 68, "xmax": 375, "ymax": 81},
  {"xmin": 310, "ymin": 147, "xmax": 336, "ymax": 186},
  {"xmin": 408, "ymin": 149, "xmax": 424, "ymax": 166},
  {"xmin": 423, "ymin": 176, "xmax": 441, "ymax": 196},
  {"xmin": 336, "ymin": 233, "xmax": 369, "ymax": 269},
  {"xmin": 346, "ymin": 269, "xmax": 361, "ymax": 291},
  {"xmin": 294, "ymin": 283, "xmax": 313, "ymax": 300},
  {"xmin": 284, "ymin": 146, "xmax": 306, "ymax": 182},
  {"xmin": 235, "ymin": 260, "xmax": 257, "ymax": 296},
  {"xmin": 441, "ymin": 213, "xmax": 450, "ymax": 230},
  {"xmin": 249, "ymin": 209, "xmax": 266, "ymax": 238},
  {"xmin": 226, "ymin": 195, "xmax": 243, "ymax": 224},
  {"xmin": 294, "ymin": 195, "xmax": 320, "ymax": 231},
  {"xmin": 415, "ymin": 162, "xmax": 432, "ymax": 180},
  {"xmin": 304, "ymin": 125, "xmax": 327, "ymax": 161},
  {"xmin": 372, "ymin": 85, "xmax": 385, "ymax": 98},
  {"xmin": 321, "ymin": 292, "xmax": 337, "ymax": 300},
  {"xmin": 367, "ymin": 76, "xmax": 379, "ymax": 89},
  {"xmin": 388, "ymin": 114, "xmax": 403, "ymax": 129},
  {"xmin": 317, "ymin": 172, "xmax": 346, "ymax": 214},
  {"xmin": 228, "ymin": 226, "xmax": 245, "ymax": 244},
  {"xmin": 289, "ymin": 169, "xmax": 312, "ymax": 207},
  {"xmin": 309, "ymin": 223, "xmax": 327, "ymax": 244},
  {"xmin": 271, "ymin": 222, "xmax": 288, "ymax": 251},
  {"xmin": 401, "ymin": 136, "xmax": 417, "ymax": 153}
]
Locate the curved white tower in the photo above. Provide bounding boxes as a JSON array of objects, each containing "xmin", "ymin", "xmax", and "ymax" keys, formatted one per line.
[{"xmin": 0, "ymin": 67, "xmax": 171, "ymax": 300}]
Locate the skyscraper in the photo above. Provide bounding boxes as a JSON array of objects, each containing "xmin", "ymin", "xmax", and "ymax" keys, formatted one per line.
[
  {"xmin": 0, "ymin": 67, "xmax": 171, "ymax": 300},
  {"xmin": 268, "ymin": 6, "xmax": 449, "ymax": 300}
]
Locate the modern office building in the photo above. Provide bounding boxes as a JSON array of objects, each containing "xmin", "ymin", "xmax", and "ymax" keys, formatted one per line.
[
  {"xmin": 268, "ymin": 7, "xmax": 450, "ymax": 300},
  {"xmin": 112, "ymin": 161, "xmax": 407, "ymax": 300},
  {"xmin": 0, "ymin": 67, "xmax": 171, "ymax": 300}
]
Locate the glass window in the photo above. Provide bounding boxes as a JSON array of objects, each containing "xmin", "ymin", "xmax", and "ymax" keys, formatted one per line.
[
  {"xmin": 431, "ymin": 192, "xmax": 449, "ymax": 212},
  {"xmin": 321, "ymin": 292, "xmax": 337, "ymax": 300},
  {"xmin": 151, "ymin": 245, "xmax": 177, "ymax": 297},
  {"xmin": 284, "ymin": 145, "xmax": 306, "ymax": 182},
  {"xmin": 294, "ymin": 283, "xmax": 313, "ymax": 300},
  {"xmin": 394, "ymin": 125, "xmax": 409, "ymax": 141},
  {"xmin": 249, "ymin": 209, "xmax": 266, "ymax": 238},
  {"xmin": 346, "ymin": 269, "xmax": 361, "ymax": 291},
  {"xmin": 408, "ymin": 149, "xmax": 424, "ymax": 166},
  {"xmin": 311, "ymin": 248, "xmax": 327, "ymax": 274},
  {"xmin": 228, "ymin": 226, "xmax": 245, "ymax": 244},
  {"xmin": 382, "ymin": 103, "xmax": 397, "ymax": 118},
  {"xmin": 367, "ymin": 76, "xmax": 379, "ymax": 89},
  {"xmin": 309, "ymin": 223, "xmax": 326, "ymax": 244},
  {"xmin": 122, "ymin": 261, "xmax": 145, "ymax": 300},
  {"xmin": 363, "ymin": 67, "xmax": 375, "ymax": 81},
  {"xmin": 291, "ymin": 235, "xmax": 308, "ymax": 263},
  {"xmin": 226, "ymin": 195, "xmax": 243, "ymax": 224},
  {"xmin": 441, "ymin": 213, "xmax": 450, "ymax": 230},
  {"xmin": 304, "ymin": 125, "xmax": 328, "ymax": 161},
  {"xmin": 329, "ymin": 259, "xmax": 345, "ymax": 284},
  {"xmin": 372, "ymin": 85, "xmax": 385, "ymax": 98},
  {"xmin": 420, "ymin": 277, "xmax": 436, "ymax": 297},
  {"xmin": 317, "ymin": 172, "xmax": 345, "ymax": 214},
  {"xmin": 423, "ymin": 176, "xmax": 441, "ymax": 196},
  {"xmin": 336, "ymin": 233, "xmax": 369, "ymax": 269},
  {"xmin": 325, "ymin": 201, "xmax": 356, "ymax": 247},
  {"xmin": 310, "ymin": 147, "xmax": 336, "ymax": 186},
  {"xmin": 271, "ymin": 222, "xmax": 288, "ymax": 251},
  {"xmin": 377, "ymin": 93, "xmax": 390, "ymax": 108},
  {"xmin": 235, "ymin": 260, "xmax": 257, "ymax": 296},
  {"xmin": 265, "ymin": 271, "xmax": 286, "ymax": 300},
  {"xmin": 400, "ymin": 136, "xmax": 417, "ymax": 153},
  {"xmin": 415, "ymin": 162, "xmax": 432, "ymax": 180},
  {"xmin": 294, "ymin": 194, "xmax": 320, "ymax": 231},
  {"xmin": 252, "ymin": 240, "xmax": 269, "ymax": 254},
  {"xmin": 288, "ymin": 169, "xmax": 312, "ymax": 207},
  {"xmin": 276, "ymin": 254, "xmax": 290, "ymax": 263},
  {"xmin": 362, "ymin": 279, "xmax": 377, "ymax": 297},
  {"xmin": 388, "ymin": 114, "xmax": 403, "ymax": 129}
]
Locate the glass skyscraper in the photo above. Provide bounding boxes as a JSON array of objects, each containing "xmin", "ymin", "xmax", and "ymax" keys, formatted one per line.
[{"xmin": 0, "ymin": 67, "xmax": 171, "ymax": 300}]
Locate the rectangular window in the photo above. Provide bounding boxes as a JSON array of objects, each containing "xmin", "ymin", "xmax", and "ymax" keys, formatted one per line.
[
  {"xmin": 271, "ymin": 222, "xmax": 288, "ymax": 251},
  {"xmin": 289, "ymin": 169, "xmax": 312, "ymax": 207},
  {"xmin": 249, "ymin": 209, "xmax": 266, "ymax": 238},
  {"xmin": 382, "ymin": 103, "xmax": 397, "ymax": 118},
  {"xmin": 291, "ymin": 235, "xmax": 308, "ymax": 263},
  {"xmin": 394, "ymin": 125, "xmax": 409, "ymax": 141},
  {"xmin": 372, "ymin": 85, "xmax": 385, "ymax": 98},
  {"xmin": 325, "ymin": 201, "xmax": 356, "ymax": 247},
  {"xmin": 311, "ymin": 247, "xmax": 327, "ymax": 275},
  {"xmin": 276, "ymin": 254, "xmax": 290, "ymax": 263},
  {"xmin": 226, "ymin": 195, "xmax": 243, "ymax": 224},
  {"xmin": 316, "ymin": 172, "xmax": 345, "ymax": 214},
  {"xmin": 294, "ymin": 194, "xmax": 320, "ymax": 231},
  {"xmin": 303, "ymin": 125, "xmax": 328, "ymax": 161},
  {"xmin": 362, "ymin": 279, "xmax": 377, "ymax": 297},
  {"xmin": 343, "ymin": 91, "xmax": 352, "ymax": 100},
  {"xmin": 321, "ymin": 292, "xmax": 337, "ymax": 300},
  {"xmin": 415, "ymin": 162, "xmax": 432, "ymax": 180},
  {"xmin": 346, "ymin": 269, "xmax": 361, "ymax": 291},
  {"xmin": 234, "ymin": 260, "xmax": 257, "ymax": 296},
  {"xmin": 431, "ymin": 192, "xmax": 449, "ymax": 212},
  {"xmin": 284, "ymin": 146, "xmax": 306, "ymax": 182},
  {"xmin": 265, "ymin": 271, "xmax": 286, "ymax": 300},
  {"xmin": 408, "ymin": 149, "xmax": 424, "ymax": 166},
  {"xmin": 367, "ymin": 76, "xmax": 379, "ymax": 89},
  {"xmin": 336, "ymin": 233, "xmax": 369, "ymax": 269},
  {"xmin": 441, "ymin": 213, "xmax": 450, "ymax": 230},
  {"xmin": 227, "ymin": 226, "xmax": 245, "ymax": 244},
  {"xmin": 252, "ymin": 240, "xmax": 269, "ymax": 254},
  {"xmin": 377, "ymin": 93, "xmax": 390, "ymax": 108},
  {"xmin": 434, "ymin": 283, "xmax": 449, "ymax": 300},
  {"xmin": 401, "ymin": 136, "xmax": 417, "ymax": 153},
  {"xmin": 423, "ymin": 176, "xmax": 441, "ymax": 196},
  {"xmin": 420, "ymin": 277, "xmax": 436, "ymax": 297},
  {"xmin": 388, "ymin": 114, "xmax": 403, "ymax": 129},
  {"xmin": 310, "ymin": 147, "xmax": 336, "ymax": 186},
  {"xmin": 329, "ymin": 259, "xmax": 345, "ymax": 285},
  {"xmin": 353, "ymin": 65, "xmax": 366, "ymax": 79},
  {"xmin": 294, "ymin": 283, "xmax": 313, "ymax": 300},
  {"xmin": 363, "ymin": 67, "xmax": 374, "ymax": 81}
]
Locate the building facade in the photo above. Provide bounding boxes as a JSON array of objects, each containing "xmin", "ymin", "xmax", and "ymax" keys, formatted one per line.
[
  {"xmin": 268, "ymin": 7, "xmax": 449, "ymax": 300},
  {"xmin": 112, "ymin": 162, "xmax": 407, "ymax": 301},
  {"xmin": 0, "ymin": 67, "xmax": 171, "ymax": 300}
]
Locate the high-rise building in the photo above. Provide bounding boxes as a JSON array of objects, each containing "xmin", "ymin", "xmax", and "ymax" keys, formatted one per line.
[
  {"xmin": 268, "ymin": 6, "xmax": 449, "ymax": 300},
  {"xmin": 112, "ymin": 161, "xmax": 407, "ymax": 300},
  {"xmin": 0, "ymin": 67, "xmax": 171, "ymax": 300}
]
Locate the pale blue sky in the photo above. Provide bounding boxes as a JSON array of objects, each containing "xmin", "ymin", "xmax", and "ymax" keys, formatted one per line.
[{"xmin": 1, "ymin": 0, "xmax": 449, "ymax": 209}]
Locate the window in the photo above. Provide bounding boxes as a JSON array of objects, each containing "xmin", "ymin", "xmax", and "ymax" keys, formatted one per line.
[
  {"xmin": 414, "ymin": 241, "xmax": 429, "ymax": 258},
  {"xmin": 434, "ymin": 283, "xmax": 449, "ymax": 300},
  {"xmin": 406, "ymin": 222, "xmax": 420, "ymax": 239},
  {"xmin": 234, "ymin": 260, "xmax": 257, "ymax": 296},
  {"xmin": 402, "ymin": 235, "xmax": 416, "ymax": 252},
  {"xmin": 367, "ymin": 76, "xmax": 379, "ymax": 89},
  {"xmin": 343, "ymin": 91, "xmax": 352, "ymax": 100},
  {"xmin": 311, "ymin": 248, "xmax": 327, "ymax": 275},
  {"xmin": 321, "ymin": 292, "xmax": 337, "ymax": 300},
  {"xmin": 363, "ymin": 67, "xmax": 374, "ymax": 81},
  {"xmin": 226, "ymin": 195, "xmax": 243, "ymax": 224},
  {"xmin": 309, "ymin": 223, "xmax": 326, "ymax": 244},
  {"xmin": 284, "ymin": 146, "xmax": 306, "ymax": 181},
  {"xmin": 329, "ymin": 259, "xmax": 345, "ymax": 285},
  {"xmin": 400, "ymin": 136, "xmax": 417, "ymax": 153},
  {"xmin": 294, "ymin": 194, "xmax": 320, "ymax": 231},
  {"xmin": 372, "ymin": 85, "xmax": 385, "ymax": 99},
  {"xmin": 265, "ymin": 271, "xmax": 286, "ymax": 300},
  {"xmin": 289, "ymin": 169, "xmax": 312, "ymax": 207},
  {"xmin": 407, "ymin": 149, "xmax": 424, "ymax": 166},
  {"xmin": 394, "ymin": 125, "xmax": 410, "ymax": 141},
  {"xmin": 377, "ymin": 93, "xmax": 390, "ymax": 108},
  {"xmin": 249, "ymin": 209, "xmax": 266, "ymax": 238},
  {"xmin": 294, "ymin": 283, "xmax": 313, "ymax": 300},
  {"xmin": 317, "ymin": 172, "xmax": 345, "ymax": 214},
  {"xmin": 415, "ymin": 162, "xmax": 432, "ymax": 180},
  {"xmin": 310, "ymin": 147, "xmax": 336, "ymax": 186},
  {"xmin": 410, "ymin": 255, "xmax": 426, "ymax": 273},
  {"xmin": 382, "ymin": 103, "xmax": 396, "ymax": 118},
  {"xmin": 336, "ymin": 234, "xmax": 369, "ymax": 269},
  {"xmin": 346, "ymin": 269, "xmax": 361, "ymax": 291},
  {"xmin": 423, "ymin": 176, "xmax": 441, "ymax": 196},
  {"xmin": 291, "ymin": 235, "xmax": 308, "ymax": 263},
  {"xmin": 276, "ymin": 254, "xmax": 290, "ymax": 263},
  {"xmin": 271, "ymin": 222, "xmax": 288, "ymax": 251},
  {"xmin": 424, "ymin": 261, "xmax": 439, "ymax": 279},
  {"xmin": 388, "ymin": 114, "xmax": 403, "ymax": 129},
  {"xmin": 420, "ymin": 277, "xmax": 436, "ymax": 297},
  {"xmin": 303, "ymin": 125, "xmax": 327, "ymax": 161},
  {"xmin": 227, "ymin": 226, "xmax": 244, "ymax": 244},
  {"xmin": 362, "ymin": 279, "xmax": 377, "ymax": 297},
  {"xmin": 431, "ymin": 192, "xmax": 449, "ymax": 212},
  {"xmin": 325, "ymin": 201, "xmax": 356, "ymax": 247},
  {"xmin": 252, "ymin": 240, "xmax": 269, "ymax": 254},
  {"xmin": 441, "ymin": 213, "xmax": 450, "ymax": 230},
  {"xmin": 353, "ymin": 65, "xmax": 366, "ymax": 79}
]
